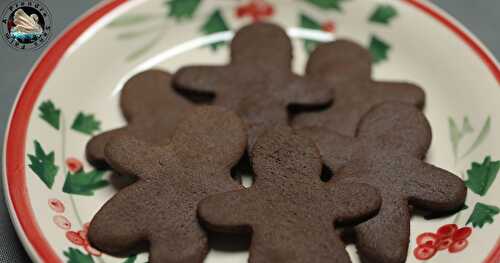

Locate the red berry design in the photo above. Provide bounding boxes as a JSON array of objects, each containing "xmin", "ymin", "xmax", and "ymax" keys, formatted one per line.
[
  {"xmin": 436, "ymin": 236, "xmax": 454, "ymax": 250},
  {"xmin": 66, "ymin": 231, "xmax": 85, "ymax": 246},
  {"xmin": 84, "ymin": 244, "xmax": 102, "ymax": 256},
  {"xmin": 452, "ymin": 227, "xmax": 472, "ymax": 241},
  {"xmin": 416, "ymin": 232, "xmax": 439, "ymax": 247},
  {"xmin": 53, "ymin": 215, "xmax": 71, "ymax": 230},
  {"xmin": 414, "ymin": 244, "xmax": 437, "ymax": 260},
  {"xmin": 436, "ymin": 224, "xmax": 458, "ymax": 238},
  {"xmin": 66, "ymin": 157, "xmax": 83, "ymax": 173},
  {"xmin": 48, "ymin": 198, "xmax": 65, "ymax": 213},
  {"xmin": 448, "ymin": 239, "xmax": 468, "ymax": 253},
  {"xmin": 236, "ymin": 0, "xmax": 274, "ymax": 22},
  {"xmin": 321, "ymin": 21, "xmax": 336, "ymax": 33}
]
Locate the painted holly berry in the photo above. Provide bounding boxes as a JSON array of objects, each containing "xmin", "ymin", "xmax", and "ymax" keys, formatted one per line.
[
  {"xmin": 53, "ymin": 215, "xmax": 71, "ymax": 230},
  {"xmin": 236, "ymin": 0, "xmax": 274, "ymax": 22},
  {"xmin": 66, "ymin": 157, "xmax": 83, "ymax": 173},
  {"xmin": 414, "ymin": 244, "xmax": 437, "ymax": 260},
  {"xmin": 452, "ymin": 227, "xmax": 472, "ymax": 241},
  {"xmin": 436, "ymin": 223, "xmax": 458, "ymax": 238},
  {"xmin": 321, "ymin": 21, "xmax": 336, "ymax": 33},
  {"xmin": 416, "ymin": 232, "xmax": 439, "ymax": 247},
  {"xmin": 48, "ymin": 198, "xmax": 65, "ymax": 213},
  {"xmin": 436, "ymin": 236, "xmax": 454, "ymax": 250},
  {"xmin": 65, "ymin": 223, "xmax": 102, "ymax": 256},
  {"xmin": 449, "ymin": 239, "xmax": 468, "ymax": 253},
  {"xmin": 414, "ymin": 224, "xmax": 472, "ymax": 260},
  {"xmin": 66, "ymin": 231, "xmax": 85, "ymax": 246}
]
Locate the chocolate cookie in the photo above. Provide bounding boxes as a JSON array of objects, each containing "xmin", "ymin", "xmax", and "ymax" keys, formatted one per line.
[
  {"xmin": 88, "ymin": 106, "xmax": 247, "ymax": 263},
  {"xmin": 86, "ymin": 69, "xmax": 192, "ymax": 168},
  {"xmin": 302, "ymin": 103, "xmax": 467, "ymax": 263},
  {"xmin": 198, "ymin": 126, "xmax": 381, "ymax": 263},
  {"xmin": 292, "ymin": 40, "xmax": 425, "ymax": 136},
  {"xmin": 174, "ymin": 22, "xmax": 333, "ymax": 148}
]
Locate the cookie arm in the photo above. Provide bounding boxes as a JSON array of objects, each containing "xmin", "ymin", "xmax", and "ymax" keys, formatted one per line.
[
  {"xmin": 104, "ymin": 135, "xmax": 162, "ymax": 178},
  {"xmin": 328, "ymin": 182, "xmax": 381, "ymax": 223},
  {"xmin": 285, "ymin": 75, "xmax": 333, "ymax": 106},
  {"xmin": 86, "ymin": 127, "xmax": 129, "ymax": 168},
  {"xmin": 373, "ymin": 82, "xmax": 425, "ymax": 108},
  {"xmin": 198, "ymin": 190, "xmax": 257, "ymax": 233},
  {"xmin": 173, "ymin": 65, "xmax": 227, "ymax": 93},
  {"xmin": 404, "ymin": 160, "xmax": 467, "ymax": 211},
  {"xmin": 87, "ymin": 185, "xmax": 148, "ymax": 256}
]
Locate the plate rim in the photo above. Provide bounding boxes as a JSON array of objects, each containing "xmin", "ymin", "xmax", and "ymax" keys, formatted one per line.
[{"xmin": 2, "ymin": 0, "xmax": 499, "ymax": 262}]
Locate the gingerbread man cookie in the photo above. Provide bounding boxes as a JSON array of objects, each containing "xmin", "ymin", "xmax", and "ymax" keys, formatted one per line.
[
  {"xmin": 174, "ymin": 22, "xmax": 333, "ymax": 148},
  {"xmin": 198, "ymin": 126, "xmax": 381, "ymax": 263},
  {"xmin": 302, "ymin": 103, "xmax": 467, "ymax": 263},
  {"xmin": 293, "ymin": 40, "xmax": 425, "ymax": 137},
  {"xmin": 86, "ymin": 69, "xmax": 192, "ymax": 168},
  {"xmin": 88, "ymin": 106, "xmax": 246, "ymax": 263}
]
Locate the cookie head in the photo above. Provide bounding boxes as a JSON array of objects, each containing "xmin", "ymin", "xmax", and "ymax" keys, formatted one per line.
[
  {"xmin": 230, "ymin": 22, "xmax": 292, "ymax": 69},
  {"xmin": 357, "ymin": 102, "xmax": 432, "ymax": 158},
  {"xmin": 306, "ymin": 39, "xmax": 372, "ymax": 84}
]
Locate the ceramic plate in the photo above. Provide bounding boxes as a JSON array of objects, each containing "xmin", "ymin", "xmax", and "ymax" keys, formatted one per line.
[{"xmin": 3, "ymin": 0, "xmax": 500, "ymax": 262}]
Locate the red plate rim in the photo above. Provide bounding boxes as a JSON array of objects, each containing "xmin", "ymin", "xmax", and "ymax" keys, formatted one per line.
[{"xmin": 2, "ymin": 0, "xmax": 499, "ymax": 262}]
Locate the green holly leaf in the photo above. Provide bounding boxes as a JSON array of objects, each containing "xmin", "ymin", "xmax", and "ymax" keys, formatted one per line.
[
  {"xmin": 304, "ymin": 0, "xmax": 348, "ymax": 11},
  {"xmin": 449, "ymin": 116, "xmax": 475, "ymax": 160},
  {"xmin": 123, "ymin": 255, "xmax": 137, "ymax": 263},
  {"xmin": 63, "ymin": 169, "xmax": 109, "ymax": 196},
  {"xmin": 166, "ymin": 0, "xmax": 201, "ymax": 20},
  {"xmin": 299, "ymin": 14, "xmax": 322, "ymax": 54},
  {"xmin": 201, "ymin": 9, "xmax": 229, "ymax": 50},
  {"xmin": 39, "ymin": 100, "xmax": 60, "ymax": 130},
  {"xmin": 466, "ymin": 202, "xmax": 500, "ymax": 228},
  {"xmin": 465, "ymin": 156, "xmax": 499, "ymax": 196},
  {"xmin": 71, "ymin": 112, "xmax": 101, "ymax": 135},
  {"xmin": 369, "ymin": 4, "xmax": 398, "ymax": 24},
  {"xmin": 369, "ymin": 35, "xmax": 390, "ymax": 63},
  {"xmin": 28, "ymin": 140, "xmax": 59, "ymax": 189},
  {"xmin": 63, "ymin": 247, "xmax": 94, "ymax": 263}
]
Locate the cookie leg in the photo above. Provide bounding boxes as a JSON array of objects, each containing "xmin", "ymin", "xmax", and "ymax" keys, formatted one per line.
[
  {"xmin": 355, "ymin": 198, "xmax": 411, "ymax": 263},
  {"xmin": 148, "ymin": 224, "xmax": 208, "ymax": 263}
]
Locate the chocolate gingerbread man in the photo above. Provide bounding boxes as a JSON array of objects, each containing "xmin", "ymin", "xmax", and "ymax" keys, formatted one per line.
[
  {"xmin": 293, "ymin": 40, "xmax": 425, "ymax": 137},
  {"xmin": 86, "ymin": 69, "xmax": 192, "ymax": 168},
  {"xmin": 88, "ymin": 106, "xmax": 246, "ymax": 263},
  {"xmin": 174, "ymin": 22, "xmax": 333, "ymax": 148},
  {"xmin": 301, "ymin": 102, "xmax": 467, "ymax": 263},
  {"xmin": 198, "ymin": 126, "xmax": 381, "ymax": 263}
]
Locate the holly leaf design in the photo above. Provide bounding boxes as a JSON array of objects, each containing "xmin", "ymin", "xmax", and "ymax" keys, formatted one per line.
[
  {"xmin": 461, "ymin": 116, "xmax": 491, "ymax": 158},
  {"xmin": 39, "ymin": 100, "xmax": 60, "ymax": 130},
  {"xmin": 63, "ymin": 247, "xmax": 94, "ymax": 263},
  {"xmin": 166, "ymin": 0, "xmax": 201, "ymax": 20},
  {"xmin": 449, "ymin": 116, "xmax": 475, "ymax": 160},
  {"xmin": 299, "ymin": 14, "xmax": 322, "ymax": 54},
  {"xmin": 369, "ymin": 4, "xmax": 398, "ymax": 24},
  {"xmin": 28, "ymin": 140, "xmax": 59, "ymax": 189},
  {"xmin": 369, "ymin": 35, "xmax": 390, "ymax": 63},
  {"xmin": 304, "ymin": 0, "xmax": 348, "ymax": 11},
  {"xmin": 465, "ymin": 156, "xmax": 499, "ymax": 196},
  {"xmin": 71, "ymin": 112, "xmax": 101, "ymax": 135},
  {"xmin": 466, "ymin": 202, "xmax": 500, "ymax": 228},
  {"xmin": 109, "ymin": 14, "xmax": 154, "ymax": 27},
  {"xmin": 201, "ymin": 9, "xmax": 229, "ymax": 50},
  {"xmin": 63, "ymin": 169, "xmax": 109, "ymax": 196},
  {"xmin": 123, "ymin": 255, "xmax": 137, "ymax": 263}
]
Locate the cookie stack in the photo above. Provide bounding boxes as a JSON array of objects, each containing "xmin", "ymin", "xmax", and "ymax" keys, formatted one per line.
[{"xmin": 85, "ymin": 22, "xmax": 466, "ymax": 263}]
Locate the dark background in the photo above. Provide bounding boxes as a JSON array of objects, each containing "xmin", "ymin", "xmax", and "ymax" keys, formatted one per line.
[{"xmin": 0, "ymin": 0, "xmax": 498, "ymax": 262}]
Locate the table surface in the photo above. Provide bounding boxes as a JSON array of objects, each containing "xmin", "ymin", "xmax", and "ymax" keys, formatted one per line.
[{"xmin": 0, "ymin": 0, "xmax": 499, "ymax": 262}]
